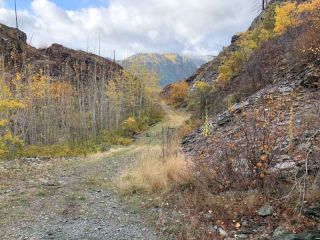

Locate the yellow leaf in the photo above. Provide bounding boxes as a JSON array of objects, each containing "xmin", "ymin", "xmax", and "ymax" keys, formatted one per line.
[
  {"xmin": 261, "ymin": 155, "xmax": 268, "ymax": 161},
  {"xmin": 235, "ymin": 222, "xmax": 241, "ymax": 229}
]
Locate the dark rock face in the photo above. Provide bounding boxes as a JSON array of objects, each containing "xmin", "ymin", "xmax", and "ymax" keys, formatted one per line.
[
  {"xmin": 0, "ymin": 23, "xmax": 123, "ymax": 84},
  {"xmin": 303, "ymin": 204, "xmax": 320, "ymax": 220},
  {"xmin": 0, "ymin": 23, "xmax": 27, "ymax": 45},
  {"xmin": 273, "ymin": 230, "xmax": 320, "ymax": 240},
  {"xmin": 38, "ymin": 43, "xmax": 121, "ymax": 84}
]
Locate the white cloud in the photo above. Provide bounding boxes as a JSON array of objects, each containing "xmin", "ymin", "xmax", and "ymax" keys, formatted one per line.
[{"xmin": 0, "ymin": 0, "xmax": 259, "ymax": 59}]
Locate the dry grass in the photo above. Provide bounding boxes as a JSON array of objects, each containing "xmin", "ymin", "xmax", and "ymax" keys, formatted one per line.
[{"xmin": 117, "ymin": 146, "xmax": 192, "ymax": 195}]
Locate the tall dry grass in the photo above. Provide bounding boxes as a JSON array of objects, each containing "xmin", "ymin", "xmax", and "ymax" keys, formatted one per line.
[{"xmin": 117, "ymin": 145, "xmax": 192, "ymax": 195}]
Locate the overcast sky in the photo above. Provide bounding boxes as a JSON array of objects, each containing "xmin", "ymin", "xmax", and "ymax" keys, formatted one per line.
[{"xmin": 0, "ymin": 0, "xmax": 260, "ymax": 60}]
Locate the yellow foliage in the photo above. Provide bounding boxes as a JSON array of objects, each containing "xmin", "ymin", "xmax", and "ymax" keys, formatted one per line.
[
  {"xmin": 0, "ymin": 119, "xmax": 8, "ymax": 127},
  {"xmin": 298, "ymin": 0, "xmax": 320, "ymax": 14},
  {"xmin": 194, "ymin": 81, "xmax": 211, "ymax": 94},
  {"xmin": 274, "ymin": 0, "xmax": 319, "ymax": 34},
  {"xmin": 0, "ymin": 99, "xmax": 25, "ymax": 111},
  {"xmin": 122, "ymin": 117, "xmax": 140, "ymax": 134},
  {"xmin": 29, "ymin": 74, "xmax": 49, "ymax": 99},
  {"xmin": 274, "ymin": 2, "xmax": 298, "ymax": 34},
  {"xmin": 15, "ymin": 73, "xmax": 22, "ymax": 81},
  {"xmin": 217, "ymin": 53, "xmax": 241, "ymax": 84},
  {"xmin": 259, "ymin": 28, "xmax": 274, "ymax": 42}
]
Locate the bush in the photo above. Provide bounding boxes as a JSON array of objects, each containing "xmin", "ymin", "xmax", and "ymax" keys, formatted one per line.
[
  {"xmin": 0, "ymin": 132, "xmax": 24, "ymax": 160},
  {"xmin": 274, "ymin": 0, "xmax": 320, "ymax": 34},
  {"xmin": 22, "ymin": 142, "xmax": 99, "ymax": 158},
  {"xmin": 191, "ymin": 81, "xmax": 213, "ymax": 110},
  {"xmin": 166, "ymin": 81, "xmax": 189, "ymax": 107},
  {"xmin": 122, "ymin": 117, "xmax": 140, "ymax": 136},
  {"xmin": 142, "ymin": 106, "xmax": 165, "ymax": 125},
  {"xmin": 102, "ymin": 130, "xmax": 133, "ymax": 146},
  {"xmin": 216, "ymin": 3, "xmax": 277, "ymax": 85}
]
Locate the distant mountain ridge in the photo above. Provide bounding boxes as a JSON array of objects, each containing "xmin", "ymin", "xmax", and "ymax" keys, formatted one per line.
[{"xmin": 119, "ymin": 53, "xmax": 207, "ymax": 87}]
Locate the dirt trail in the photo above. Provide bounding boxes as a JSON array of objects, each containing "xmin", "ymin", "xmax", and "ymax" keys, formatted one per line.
[{"xmin": 0, "ymin": 105, "xmax": 189, "ymax": 240}]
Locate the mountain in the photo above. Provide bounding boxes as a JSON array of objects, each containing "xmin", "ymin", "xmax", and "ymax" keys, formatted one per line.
[{"xmin": 119, "ymin": 53, "xmax": 207, "ymax": 87}]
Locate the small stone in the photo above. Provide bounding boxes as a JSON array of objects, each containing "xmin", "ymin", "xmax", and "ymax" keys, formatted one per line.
[
  {"xmin": 279, "ymin": 86, "xmax": 293, "ymax": 93},
  {"xmin": 273, "ymin": 225, "xmax": 291, "ymax": 238},
  {"xmin": 258, "ymin": 233, "xmax": 270, "ymax": 240},
  {"xmin": 219, "ymin": 228, "xmax": 228, "ymax": 237},
  {"xmin": 298, "ymin": 143, "xmax": 311, "ymax": 151},
  {"xmin": 210, "ymin": 225, "xmax": 218, "ymax": 233},
  {"xmin": 204, "ymin": 213, "xmax": 213, "ymax": 220},
  {"xmin": 273, "ymin": 161, "xmax": 296, "ymax": 170},
  {"xmin": 217, "ymin": 112, "xmax": 232, "ymax": 126},
  {"xmin": 258, "ymin": 205, "xmax": 273, "ymax": 216},
  {"xmin": 235, "ymin": 234, "xmax": 247, "ymax": 239}
]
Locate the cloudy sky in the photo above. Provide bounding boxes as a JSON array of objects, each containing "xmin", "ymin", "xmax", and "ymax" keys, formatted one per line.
[{"xmin": 0, "ymin": 0, "xmax": 261, "ymax": 59}]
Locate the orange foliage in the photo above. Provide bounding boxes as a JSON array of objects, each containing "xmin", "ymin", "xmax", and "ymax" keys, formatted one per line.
[
  {"xmin": 50, "ymin": 82, "xmax": 71, "ymax": 98},
  {"xmin": 166, "ymin": 81, "xmax": 189, "ymax": 107}
]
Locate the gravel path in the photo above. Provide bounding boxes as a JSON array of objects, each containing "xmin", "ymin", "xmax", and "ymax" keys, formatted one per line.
[
  {"xmin": 0, "ymin": 105, "xmax": 187, "ymax": 240},
  {"xmin": 0, "ymin": 148, "xmax": 159, "ymax": 240}
]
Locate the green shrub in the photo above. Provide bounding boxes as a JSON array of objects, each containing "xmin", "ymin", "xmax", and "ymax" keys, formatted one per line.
[
  {"xmin": 0, "ymin": 132, "xmax": 24, "ymax": 160},
  {"xmin": 22, "ymin": 142, "xmax": 99, "ymax": 158}
]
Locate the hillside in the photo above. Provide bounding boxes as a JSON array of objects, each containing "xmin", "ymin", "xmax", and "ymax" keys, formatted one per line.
[
  {"xmin": 0, "ymin": 22, "xmax": 161, "ymax": 158},
  {"xmin": 120, "ymin": 53, "xmax": 207, "ymax": 87},
  {"xmin": 159, "ymin": 0, "xmax": 320, "ymax": 239},
  {"xmin": 0, "ymin": 23, "xmax": 122, "ymax": 82}
]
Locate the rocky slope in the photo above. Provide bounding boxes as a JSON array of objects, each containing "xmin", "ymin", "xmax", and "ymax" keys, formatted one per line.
[
  {"xmin": 160, "ymin": 1, "xmax": 319, "ymax": 239},
  {"xmin": 120, "ymin": 53, "xmax": 206, "ymax": 87},
  {"xmin": 180, "ymin": 59, "xmax": 320, "ymax": 240},
  {"xmin": 0, "ymin": 23, "xmax": 122, "ymax": 83}
]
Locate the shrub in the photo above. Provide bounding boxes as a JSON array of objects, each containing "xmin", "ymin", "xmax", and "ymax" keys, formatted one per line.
[
  {"xmin": 102, "ymin": 130, "xmax": 133, "ymax": 146},
  {"xmin": 122, "ymin": 117, "xmax": 140, "ymax": 136},
  {"xmin": 274, "ymin": 2, "xmax": 299, "ymax": 34},
  {"xmin": 21, "ymin": 141, "xmax": 100, "ymax": 158},
  {"xmin": 216, "ymin": 3, "xmax": 278, "ymax": 85},
  {"xmin": 179, "ymin": 118, "xmax": 202, "ymax": 138},
  {"xmin": 0, "ymin": 132, "xmax": 24, "ymax": 160},
  {"xmin": 274, "ymin": 0, "xmax": 320, "ymax": 34},
  {"xmin": 166, "ymin": 81, "xmax": 189, "ymax": 107}
]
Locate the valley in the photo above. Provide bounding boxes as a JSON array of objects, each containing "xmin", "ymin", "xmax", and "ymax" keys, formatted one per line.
[{"xmin": 0, "ymin": 0, "xmax": 319, "ymax": 239}]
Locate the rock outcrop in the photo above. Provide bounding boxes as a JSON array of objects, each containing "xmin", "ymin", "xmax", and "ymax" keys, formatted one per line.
[{"xmin": 0, "ymin": 23, "xmax": 123, "ymax": 84}]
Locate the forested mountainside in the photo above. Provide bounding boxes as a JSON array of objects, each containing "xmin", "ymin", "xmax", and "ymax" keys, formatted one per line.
[
  {"xmin": 0, "ymin": 23, "xmax": 161, "ymax": 159},
  {"xmin": 157, "ymin": 0, "xmax": 320, "ymax": 238},
  {"xmin": 120, "ymin": 53, "xmax": 206, "ymax": 87}
]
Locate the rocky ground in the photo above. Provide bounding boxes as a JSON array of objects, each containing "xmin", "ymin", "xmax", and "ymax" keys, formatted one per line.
[
  {"xmin": 179, "ymin": 64, "xmax": 320, "ymax": 239},
  {"xmin": 0, "ymin": 105, "xmax": 188, "ymax": 240},
  {"xmin": 0, "ymin": 147, "xmax": 159, "ymax": 240}
]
